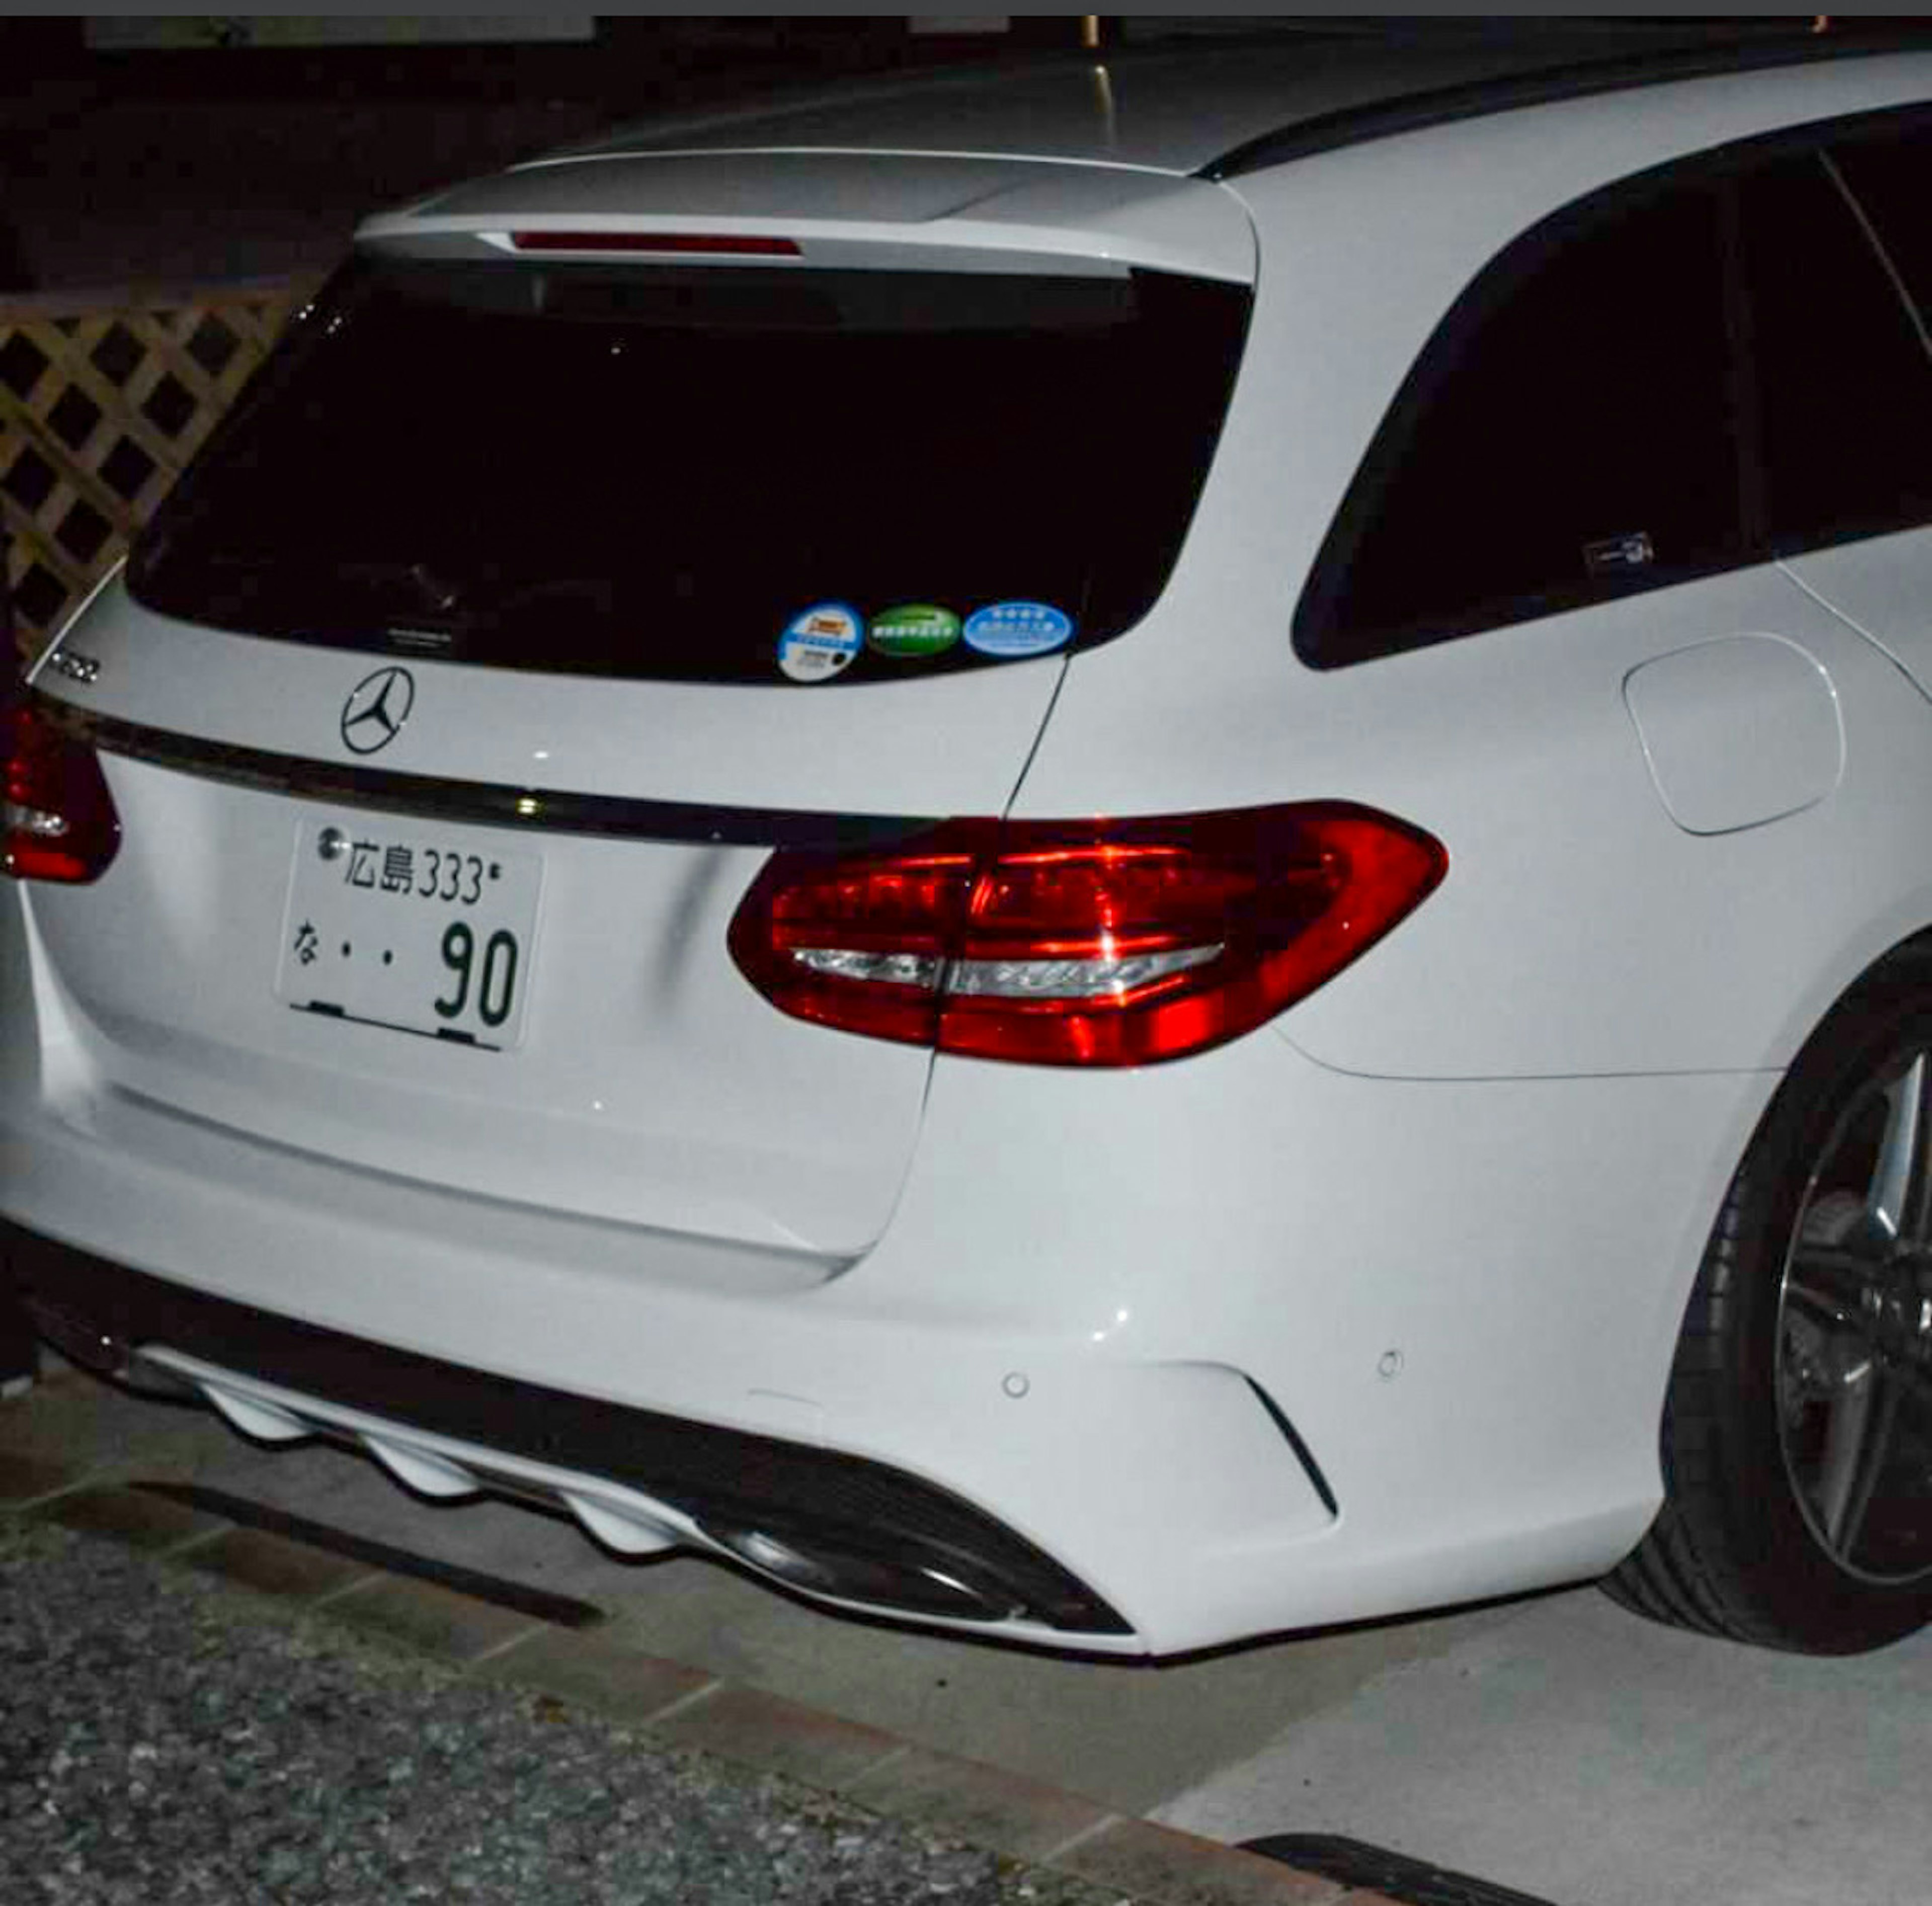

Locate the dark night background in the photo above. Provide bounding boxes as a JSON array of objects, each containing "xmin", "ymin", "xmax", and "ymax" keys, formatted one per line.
[
  {"xmin": 0, "ymin": 15, "xmax": 1087, "ymax": 293},
  {"xmin": 2, "ymin": 15, "xmax": 1920, "ymax": 296}
]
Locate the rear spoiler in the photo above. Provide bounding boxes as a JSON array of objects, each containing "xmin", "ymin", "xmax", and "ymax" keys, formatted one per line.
[{"xmin": 357, "ymin": 150, "xmax": 1257, "ymax": 285}]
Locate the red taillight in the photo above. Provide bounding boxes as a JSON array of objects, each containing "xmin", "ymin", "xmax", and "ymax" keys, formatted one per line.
[
  {"xmin": 3, "ymin": 698, "xmax": 121, "ymax": 884},
  {"xmin": 730, "ymin": 805, "xmax": 1446, "ymax": 1067},
  {"xmin": 508, "ymin": 231, "xmax": 801, "ymax": 257}
]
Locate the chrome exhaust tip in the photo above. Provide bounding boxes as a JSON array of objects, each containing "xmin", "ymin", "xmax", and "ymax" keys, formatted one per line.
[{"xmin": 703, "ymin": 1519, "xmax": 1029, "ymax": 1626}]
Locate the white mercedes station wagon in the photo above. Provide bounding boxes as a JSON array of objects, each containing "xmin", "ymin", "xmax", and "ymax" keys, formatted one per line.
[{"xmin": 13, "ymin": 33, "xmax": 1932, "ymax": 1658}]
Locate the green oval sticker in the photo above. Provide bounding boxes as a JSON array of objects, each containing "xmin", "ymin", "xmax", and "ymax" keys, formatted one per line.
[{"xmin": 868, "ymin": 604, "xmax": 961, "ymax": 659}]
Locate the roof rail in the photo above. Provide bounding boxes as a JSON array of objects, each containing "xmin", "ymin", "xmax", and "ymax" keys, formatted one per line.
[{"xmin": 1199, "ymin": 29, "xmax": 1923, "ymax": 181}]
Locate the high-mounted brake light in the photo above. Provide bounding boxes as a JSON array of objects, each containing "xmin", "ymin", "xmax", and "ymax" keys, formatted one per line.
[
  {"xmin": 509, "ymin": 231, "xmax": 801, "ymax": 257},
  {"xmin": 2, "ymin": 697, "xmax": 121, "ymax": 884},
  {"xmin": 729, "ymin": 805, "xmax": 1446, "ymax": 1067}
]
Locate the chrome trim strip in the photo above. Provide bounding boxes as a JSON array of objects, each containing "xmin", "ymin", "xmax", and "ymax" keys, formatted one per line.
[{"xmin": 38, "ymin": 692, "xmax": 940, "ymax": 851}]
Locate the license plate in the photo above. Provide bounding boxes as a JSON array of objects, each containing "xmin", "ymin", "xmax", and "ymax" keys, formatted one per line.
[{"xmin": 276, "ymin": 819, "xmax": 543, "ymax": 1050}]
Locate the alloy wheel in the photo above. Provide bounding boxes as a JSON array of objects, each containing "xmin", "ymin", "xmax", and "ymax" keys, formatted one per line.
[{"xmin": 1778, "ymin": 1049, "xmax": 1932, "ymax": 1585}]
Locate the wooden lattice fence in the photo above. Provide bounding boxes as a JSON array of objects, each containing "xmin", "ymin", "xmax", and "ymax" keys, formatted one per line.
[{"xmin": 1, "ymin": 277, "xmax": 323, "ymax": 666}]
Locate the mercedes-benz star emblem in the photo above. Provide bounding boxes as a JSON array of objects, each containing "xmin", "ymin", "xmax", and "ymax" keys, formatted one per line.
[{"xmin": 340, "ymin": 666, "xmax": 415, "ymax": 757}]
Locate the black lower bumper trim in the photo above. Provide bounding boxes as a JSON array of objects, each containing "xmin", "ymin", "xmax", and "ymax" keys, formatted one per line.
[{"xmin": 3, "ymin": 1221, "xmax": 1129, "ymax": 1637}]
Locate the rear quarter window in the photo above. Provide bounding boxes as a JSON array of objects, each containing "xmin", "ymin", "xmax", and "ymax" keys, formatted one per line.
[
  {"xmin": 1830, "ymin": 119, "xmax": 1932, "ymax": 330},
  {"xmin": 1297, "ymin": 105, "xmax": 1932, "ymax": 671},
  {"xmin": 1740, "ymin": 146, "xmax": 1932, "ymax": 553},
  {"xmin": 1295, "ymin": 176, "xmax": 1743, "ymax": 667}
]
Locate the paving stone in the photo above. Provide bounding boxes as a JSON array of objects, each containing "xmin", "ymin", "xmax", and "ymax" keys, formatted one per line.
[
  {"xmin": 1054, "ymin": 1818, "xmax": 1351, "ymax": 1906},
  {"xmin": 655, "ymin": 1683, "xmax": 908, "ymax": 1790},
  {"xmin": 0, "ymin": 1447, "xmax": 83, "ymax": 1505},
  {"xmin": 325, "ymin": 1572, "xmax": 544, "ymax": 1665},
  {"xmin": 27, "ymin": 1483, "xmax": 227, "ymax": 1552},
  {"xmin": 476, "ymin": 1627, "xmax": 717, "ymax": 1724},
  {"xmin": 848, "ymin": 1743, "xmax": 1113, "ymax": 1863},
  {"xmin": 181, "ymin": 1525, "xmax": 375, "ymax": 1602}
]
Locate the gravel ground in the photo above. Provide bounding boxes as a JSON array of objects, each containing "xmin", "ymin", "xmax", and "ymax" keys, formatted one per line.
[{"xmin": 0, "ymin": 1521, "xmax": 1120, "ymax": 1905}]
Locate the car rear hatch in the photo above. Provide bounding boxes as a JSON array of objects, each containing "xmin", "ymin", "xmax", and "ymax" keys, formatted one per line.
[{"xmin": 17, "ymin": 150, "xmax": 1254, "ymax": 1261}]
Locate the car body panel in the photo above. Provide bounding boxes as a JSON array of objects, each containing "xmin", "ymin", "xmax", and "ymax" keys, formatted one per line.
[
  {"xmin": 0, "ymin": 880, "xmax": 1774, "ymax": 1648},
  {"xmin": 1025, "ymin": 562, "xmax": 1932, "ymax": 1084},
  {"xmin": 21, "ymin": 584, "xmax": 1071, "ymax": 1254},
  {"xmin": 1783, "ymin": 528, "xmax": 1932, "ymax": 710},
  {"xmin": 1622, "ymin": 634, "xmax": 1844, "ymax": 837},
  {"xmin": 1013, "ymin": 56, "xmax": 1932, "ymax": 1081}
]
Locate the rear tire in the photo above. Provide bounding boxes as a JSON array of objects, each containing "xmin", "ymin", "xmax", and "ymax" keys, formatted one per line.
[{"xmin": 1607, "ymin": 949, "xmax": 1932, "ymax": 1652}]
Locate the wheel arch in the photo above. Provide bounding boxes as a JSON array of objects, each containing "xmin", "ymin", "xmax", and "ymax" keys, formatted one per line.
[
  {"xmin": 1612, "ymin": 916, "xmax": 1932, "ymax": 1647},
  {"xmin": 1755, "ymin": 887, "xmax": 1932, "ymax": 1107},
  {"xmin": 1631, "ymin": 916, "xmax": 1932, "ymax": 1465}
]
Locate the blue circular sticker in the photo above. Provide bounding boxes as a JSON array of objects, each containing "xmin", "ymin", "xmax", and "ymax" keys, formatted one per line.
[
  {"xmin": 963, "ymin": 601, "xmax": 1074, "ymax": 660},
  {"xmin": 778, "ymin": 603, "xmax": 863, "ymax": 684}
]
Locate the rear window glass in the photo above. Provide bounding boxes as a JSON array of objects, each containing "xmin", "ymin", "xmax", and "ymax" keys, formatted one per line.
[{"xmin": 128, "ymin": 255, "xmax": 1250, "ymax": 684}]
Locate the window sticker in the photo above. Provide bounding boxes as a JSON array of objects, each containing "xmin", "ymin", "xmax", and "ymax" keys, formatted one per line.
[
  {"xmin": 963, "ymin": 601, "xmax": 1074, "ymax": 659},
  {"xmin": 1583, "ymin": 531, "xmax": 1654, "ymax": 578},
  {"xmin": 867, "ymin": 604, "xmax": 961, "ymax": 659},
  {"xmin": 778, "ymin": 603, "xmax": 863, "ymax": 684}
]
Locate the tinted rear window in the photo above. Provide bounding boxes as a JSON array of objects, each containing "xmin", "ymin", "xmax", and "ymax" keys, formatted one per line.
[{"xmin": 128, "ymin": 255, "xmax": 1250, "ymax": 684}]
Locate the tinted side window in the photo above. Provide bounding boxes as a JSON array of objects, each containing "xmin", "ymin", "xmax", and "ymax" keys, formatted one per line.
[
  {"xmin": 1739, "ymin": 149, "xmax": 1932, "ymax": 551},
  {"xmin": 1831, "ymin": 124, "xmax": 1932, "ymax": 328},
  {"xmin": 1298, "ymin": 181, "xmax": 1741, "ymax": 665}
]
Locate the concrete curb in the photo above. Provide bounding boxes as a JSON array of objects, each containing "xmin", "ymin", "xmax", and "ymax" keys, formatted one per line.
[{"xmin": 0, "ymin": 1450, "xmax": 1398, "ymax": 1906}]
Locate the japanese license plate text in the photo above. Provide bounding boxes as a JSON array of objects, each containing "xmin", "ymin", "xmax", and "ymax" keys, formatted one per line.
[{"xmin": 276, "ymin": 820, "xmax": 543, "ymax": 1050}]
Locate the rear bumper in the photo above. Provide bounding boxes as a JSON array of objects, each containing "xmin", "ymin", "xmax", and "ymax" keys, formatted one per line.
[
  {"xmin": 0, "ymin": 1064, "xmax": 1342, "ymax": 1656},
  {"xmin": 0, "ymin": 872, "xmax": 1786, "ymax": 1652},
  {"xmin": 10, "ymin": 1222, "xmax": 1129, "ymax": 1638}
]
